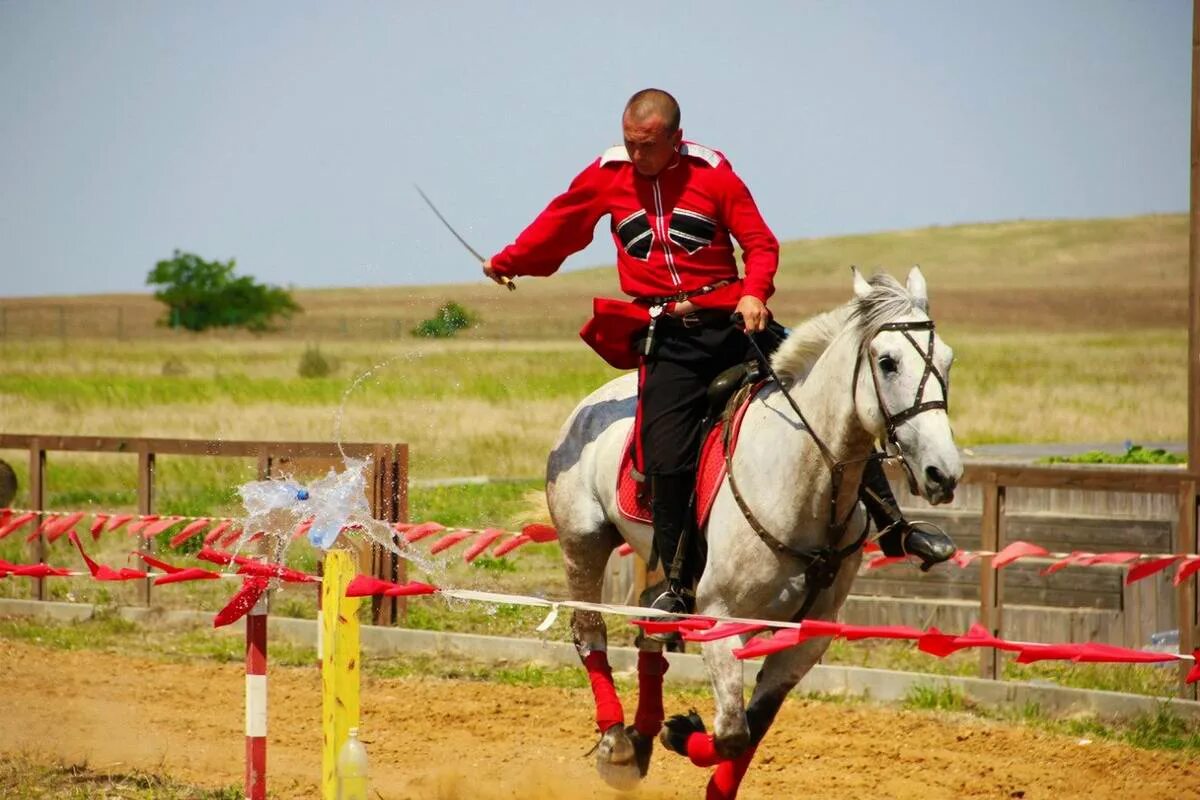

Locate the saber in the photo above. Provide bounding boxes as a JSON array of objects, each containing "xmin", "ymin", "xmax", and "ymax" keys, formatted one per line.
[{"xmin": 415, "ymin": 184, "xmax": 515, "ymax": 291}]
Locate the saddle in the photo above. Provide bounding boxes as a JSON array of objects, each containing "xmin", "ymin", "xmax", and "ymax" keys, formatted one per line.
[{"xmin": 616, "ymin": 361, "xmax": 765, "ymax": 529}]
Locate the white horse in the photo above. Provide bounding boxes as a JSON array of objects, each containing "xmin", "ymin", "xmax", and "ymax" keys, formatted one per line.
[{"xmin": 547, "ymin": 268, "xmax": 961, "ymax": 798}]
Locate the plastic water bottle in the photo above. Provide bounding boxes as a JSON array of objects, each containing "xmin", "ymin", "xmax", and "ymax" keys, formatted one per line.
[
  {"xmin": 337, "ymin": 727, "xmax": 369, "ymax": 800},
  {"xmin": 1148, "ymin": 629, "xmax": 1180, "ymax": 654}
]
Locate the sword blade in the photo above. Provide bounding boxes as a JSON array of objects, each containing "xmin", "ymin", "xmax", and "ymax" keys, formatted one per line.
[{"xmin": 414, "ymin": 184, "xmax": 486, "ymax": 263}]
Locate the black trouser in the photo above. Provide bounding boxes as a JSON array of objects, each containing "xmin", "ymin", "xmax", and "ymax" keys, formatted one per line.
[
  {"xmin": 638, "ymin": 315, "xmax": 762, "ymax": 587},
  {"xmin": 638, "ymin": 317, "xmax": 758, "ymax": 477}
]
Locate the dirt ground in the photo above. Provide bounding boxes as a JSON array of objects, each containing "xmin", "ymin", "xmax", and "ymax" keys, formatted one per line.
[{"xmin": 1, "ymin": 641, "xmax": 1196, "ymax": 800}]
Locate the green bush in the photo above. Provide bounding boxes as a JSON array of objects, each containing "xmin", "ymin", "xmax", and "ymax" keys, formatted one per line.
[
  {"xmin": 1045, "ymin": 444, "xmax": 1186, "ymax": 466},
  {"xmin": 298, "ymin": 344, "xmax": 333, "ymax": 378},
  {"xmin": 412, "ymin": 301, "xmax": 475, "ymax": 338}
]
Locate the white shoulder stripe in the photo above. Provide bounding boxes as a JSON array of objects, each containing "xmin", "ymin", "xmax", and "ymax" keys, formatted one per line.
[
  {"xmin": 599, "ymin": 145, "xmax": 630, "ymax": 165},
  {"xmin": 680, "ymin": 142, "xmax": 722, "ymax": 167}
]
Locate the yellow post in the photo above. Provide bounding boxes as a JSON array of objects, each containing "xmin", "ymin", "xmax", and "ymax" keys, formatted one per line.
[{"xmin": 321, "ymin": 549, "xmax": 361, "ymax": 799}]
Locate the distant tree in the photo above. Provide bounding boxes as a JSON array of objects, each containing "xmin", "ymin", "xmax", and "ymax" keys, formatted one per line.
[{"xmin": 146, "ymin": 250, "xmax": 301, "ymax": 332}]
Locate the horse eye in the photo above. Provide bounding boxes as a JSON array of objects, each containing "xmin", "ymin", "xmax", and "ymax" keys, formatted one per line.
[{"xmin": 878, "ymin": 355, "xmax": 898, "ymax": 375}]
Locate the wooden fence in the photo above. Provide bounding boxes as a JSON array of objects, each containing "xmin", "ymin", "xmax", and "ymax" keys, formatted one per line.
[{"xmin": 0, "ymin": 434, "xmax": 409, "ymax": 624}]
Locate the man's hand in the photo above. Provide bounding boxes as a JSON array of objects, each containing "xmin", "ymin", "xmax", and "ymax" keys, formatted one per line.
[
  {"xmin": 735, "ymin": 295, "xmax": 769, "ymax": 332},
  {"xmin": 481, "ymin": 258, "xmax": 505, "ymax": 285}
]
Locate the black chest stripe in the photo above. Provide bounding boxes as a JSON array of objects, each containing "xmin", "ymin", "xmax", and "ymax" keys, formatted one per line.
[
  {"xmin": 668, "ymin": 209, "xmax": 717, "ymax": 255},
  {"xmin": 616, "ymin": 210, "xmax": 654, "ymax": 260}
]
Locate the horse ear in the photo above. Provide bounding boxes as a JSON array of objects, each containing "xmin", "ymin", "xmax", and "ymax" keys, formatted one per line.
[
  {"xmin": 851, "ymin": 266, "xmax": 871, "ymax": 298},
  {"xmin": 906, "ymin": 265, "xmax": 929, "ymax": 312}
]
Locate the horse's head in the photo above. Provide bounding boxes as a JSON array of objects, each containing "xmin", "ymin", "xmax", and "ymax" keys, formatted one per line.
[{"xmin": 851, "ymin": 266, "xmax": 962, "ymax": 505}]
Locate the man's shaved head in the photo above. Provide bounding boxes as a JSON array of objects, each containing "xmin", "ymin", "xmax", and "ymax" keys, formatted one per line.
[{"xmin": 624, "ymin": 88, "xmax": 681, "ymax": 134}]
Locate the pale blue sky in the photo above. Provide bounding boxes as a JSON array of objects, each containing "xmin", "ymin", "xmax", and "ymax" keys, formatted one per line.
[{"xmin": 0, "ymin": 1, "xmax": 1190, "ymax": 297}]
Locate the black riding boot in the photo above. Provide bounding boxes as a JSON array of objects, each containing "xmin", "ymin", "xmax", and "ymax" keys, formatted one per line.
[
  {"xmin": 860, "ymin": 458, "xmax": 956, "ymax": 571},
  {"xmin": 647, "ymin": 472, "xmax": 696, "ymax": 616}
]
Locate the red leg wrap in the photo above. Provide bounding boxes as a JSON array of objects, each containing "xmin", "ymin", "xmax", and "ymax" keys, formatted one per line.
[
  {"xmin": 705, "ymin": 746, "xmax": 757, "ymax": 800},
  {"xmin": 685, "ymin": 732, "xmax": 721, "ymax": 767},
  {"xmin": 633, "ymin": 650, "xmax": 669, "ymax": 737},
  {"xmin": 583, "ymin": 651, "xmax": 625, "ymax": 732}
]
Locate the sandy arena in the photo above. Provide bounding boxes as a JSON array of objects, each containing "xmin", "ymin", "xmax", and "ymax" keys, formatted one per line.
[{"xmin": 1, "ymin": 640, "xmax": 1196, "ymax": 799}]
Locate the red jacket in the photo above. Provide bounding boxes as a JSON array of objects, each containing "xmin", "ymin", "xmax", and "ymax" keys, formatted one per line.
[{"xmin": 490, "ymin": 141, "xmax": 779, "ymax": 310}]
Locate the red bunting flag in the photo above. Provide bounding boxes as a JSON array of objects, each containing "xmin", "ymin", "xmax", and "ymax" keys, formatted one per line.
[
  {"xmin": 463, "ymin": 528, "xmax": 505, "ymax": 562},
  {"xmin": 196, "ymin": 547, "xmax": 236, "ymax": 566},
  {"xmin": 344, "ymin": 575, "xmax": 438, "ymax": 597},
  {"xmin": 168, "ymin": 518, "xmax": 211, "ymax": 548},
  {"xmin": 88, "ymin": 513, "xmax": 110, "ymax": 540},
  {"xmin": 141, "ymin": 516, "xmax": 182, "ymax": 538},
  {"xmin": 521, "ymin": 523, "xmax": 559, "ymax": 543},
  {"xmin": 991, "ymin": 541, "xmax": 1050, "ymax": 569},
  {"xmin": 155, "ymin": 567, "xmax": 220, "ymax": 585},
  {"xmin": 0, "ymin": 511, "xmax": 37, "ymax": 540},
  {"xmin": 1125, "ymin": 555, "xmax": 1181, "ymax": 585},
  {"xmin": 1040, "ymin": 551, "xmax": 1095, "ymax": 576},
  {"xmin": 213, "ymin": 577, "xmax": 270, "ymax": 627},
  {"xmin": 492, "ymin": 533, "xmax": 531, "ymax": 557},
  {"xmin": 203, "ymin": 520, "xmax": 233, "ymax": 546},
  {"xmin": 403, "ymin": 521, "xmax": 445, "ymax": 543},
  {"xmin": 236, "ymin": 561, "xmax": 318, "ymax": 583},
  {"xmin": 429, "ymin": 530, "xmax": 473, "ymax": 555},
  {"xmin": 27, "ymin": 514, "xmax": 58, "ymax": 542},
  {"xmin": 631, "ymin": 617, "xmax": 716, "ymax": 636},
  {"xmin": 1175, "ymin": 556, "xmax": 1200, "ymax": 586},
  {"xmin": 1187, "ymin": 652, "xmax": 1200, "ymax": 685},
  {"xmin": 219, "ymin": 526, "xmax": 244, "ymax": 548},
  {"xmin": 104, "ymin": 514, "xmax": 135, "ymax": 533},
  {"xmin": 45, "ymin": 511, "xmax": 86, "ymax": 543},
  {"xmin": 125, "ymin": 515, "xmax": 160, "ymax": 536},
  {"xmin": 8, "ymin": 563, "xmax": 75, "ymax": 578},
  {"xmin": 682, "ymin": 622, "xmax": 767, "ymax": 643},
  {"xmin": 865, "ymin": 555, "xmax": 908, "ymax": 570},
  {"xmin": 292, "ymin": 517, "xmax": 315, "ymax": 540},
  {"xmin": 950, "ymin": 550, "xmax": 979, "ymax": 568},
  {"xmin": 733, "ymin": 628, "xmax": 810, "ymax": 659},
  {"xmin": 68, "ymin": 531, "xmax": 147, "ymax": 581}
]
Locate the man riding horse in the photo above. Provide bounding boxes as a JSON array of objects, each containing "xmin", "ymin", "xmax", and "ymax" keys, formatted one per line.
[{"xmin": 483, "ymin": 88, "xmax": 955, "ymax": 620}]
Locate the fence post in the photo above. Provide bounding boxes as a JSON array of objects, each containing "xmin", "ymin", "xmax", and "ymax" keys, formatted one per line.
[
  {"xmin": 28, "ymin": 439, "xmax": 45, "ymax": 601},
  {"xmin": 369, "ymin": 444, "xmax": 393, "ymax": 625},
  {"xmin": 244, "ymin": 593, "xmax": 268, "ymax": 800},
  {"xmin": 978, "ymin": 480, "xmax": 1005, "ymax": 680},
  {"xmin": 1178, "ymin": 479, "xmax": 1198, "ymax": 699},
  {"xmin": 321, "ymin": 549, "xmax": 361, "ymax": 800},
  {"xmin": 138, "ymin": 447, "xmax": 155, "ymax": 606}
]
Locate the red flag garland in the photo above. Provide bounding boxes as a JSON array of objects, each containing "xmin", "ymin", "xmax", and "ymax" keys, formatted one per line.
[
  {"xmin": 68, "ymin": 532, "xmax": 146, "ymax": 581},
  {"xmin": 344, "ymin": 575, "xmax": 438, "ymax": 597},
  {"xmin": 463, "ymin": 528, "xmax": 505, "ymax": 562}
]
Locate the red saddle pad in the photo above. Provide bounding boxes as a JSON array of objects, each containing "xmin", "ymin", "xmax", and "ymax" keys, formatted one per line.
[{"xmin": 615, "ymin": 382, "xmax": 762, "ymax": 529}]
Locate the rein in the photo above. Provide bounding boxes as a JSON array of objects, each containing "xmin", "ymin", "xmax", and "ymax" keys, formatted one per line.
[{"xmin": 724, "ymin": 317, "xmax": 949, "ymax": 623}]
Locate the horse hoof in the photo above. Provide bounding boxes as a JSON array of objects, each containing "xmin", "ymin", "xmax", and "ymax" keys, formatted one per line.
[
  {"xmin": 594, "ymin": 724, "xmax": 642, "ymax": 791},
  {"xmin": 626, "ymin": 726, "xmax": 655, "ymax": 777},
  {"xmin": 659, "ymin": 709, "xmax": 706, "ymax": 756},
  {"xmin": 714, "ymin": 728, "xmax": 751, "ymax": 760}
]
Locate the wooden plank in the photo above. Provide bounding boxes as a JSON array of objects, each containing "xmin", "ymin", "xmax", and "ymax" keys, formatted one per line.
[
  {"xmin": 964, "ymin": 463, "xmax": 1186, "ymax": 494},
  {"xmin": 978, "ymin": 482, "xmax": 1004, "ymax": 679},
  {"xmin": 1178, "ymin": 479, "xmax": 1198, "ymax": 699},
  {"xmin": 28, "ymin": 440, "xmax": 45, "ymax": 601},
  {"xmin": 0, "ymin": 434, "xmax": 382, "ymax": 459},
  {"xmin": 138, "ymin": 447, "xmax": 155, "ymax": 606},
  {"xmin": 1190, "ymin": 0, "xmax": 1200, "ymax": 493}
]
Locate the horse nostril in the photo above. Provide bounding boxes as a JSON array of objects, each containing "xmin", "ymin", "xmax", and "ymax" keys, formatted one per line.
[{"xmin": 925, "ymin": 465, "xmax": 947, "ymax": 487}]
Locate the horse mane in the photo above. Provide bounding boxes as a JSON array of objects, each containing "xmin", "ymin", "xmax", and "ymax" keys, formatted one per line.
[{"xmin": 771, "ymin": 272, "xmax": 918, "ymax": 382}]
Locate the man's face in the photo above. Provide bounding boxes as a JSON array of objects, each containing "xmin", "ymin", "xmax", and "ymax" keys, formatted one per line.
[{"xmin": 622, "ymin": 112, "xmax": 682, "ymax": 177}]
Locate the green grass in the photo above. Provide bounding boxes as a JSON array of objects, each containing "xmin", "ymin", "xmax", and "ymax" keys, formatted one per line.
[
  {"xmin": 901, "ymin": 682, "xmax": 1200, "ymax": 753},
  {"xmin": 0, "ymin": 755, "xmax": 240, "ymax": 799}
]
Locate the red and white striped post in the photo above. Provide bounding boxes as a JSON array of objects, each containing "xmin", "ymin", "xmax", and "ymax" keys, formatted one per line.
[{"xmin": 245, "ymin": 594, "xmax": 268, "ymax": 800}]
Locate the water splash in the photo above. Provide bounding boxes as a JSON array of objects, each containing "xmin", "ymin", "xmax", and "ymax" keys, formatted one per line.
[
  {"xmin": 234, "ymin": 458, "xmax": 436, "ymax": 574},
  {"xmin": 331, "ymin": 355, "xmax": 399, "ymax": 459}
]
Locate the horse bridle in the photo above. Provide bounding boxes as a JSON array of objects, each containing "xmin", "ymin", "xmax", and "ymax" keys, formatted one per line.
[
  {"xmin": 853, "ymin": 319, "xmax": 950, "ymax": 494},
  {"xmin": 724, "ymin": 316, "xmax": 950, "ymax": 622}
]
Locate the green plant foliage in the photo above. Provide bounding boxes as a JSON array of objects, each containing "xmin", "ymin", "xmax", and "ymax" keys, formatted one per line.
[
  {"xmin": 1045, "ymin": 443, "xmax": 1186, "ymax": 466},
  {"xmin": 146, "ymin": 250, "xmax": 300, "ymax": 333},
  {"xmin": 297, "ymin": 344, "xmax": 333, "ymax": 378},
  {"xmin": 411, "ymin": 301, "xmax": 475, "ymax": 338}
]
